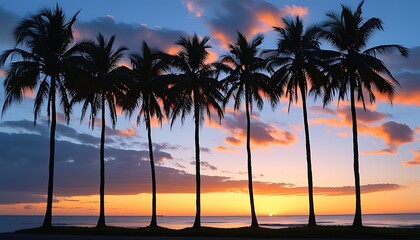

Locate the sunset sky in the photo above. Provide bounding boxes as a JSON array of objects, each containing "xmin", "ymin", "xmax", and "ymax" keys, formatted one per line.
[{"xmin": 0, "ymin": 0, "xmax": 419, "ymax": 218}]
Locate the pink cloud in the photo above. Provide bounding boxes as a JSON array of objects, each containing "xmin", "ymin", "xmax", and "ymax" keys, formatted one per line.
[
  {"xmin": 74, "ymin": 16, "xmax": 188, "ymax": 57},
  {"xmin": 282, "ymin": 5, "xmax": 309, "ymax": 16},
  {"xmin": 193, "ymin": 0, "xmax": 308, "ymax": 48},
  {"xmin": 116, "ymin": 128, "xmax": 136, "ymax": 137},
  {"xmin": 309, "ymin": 106, "xmax": 336, "ymax": 115},
  {"xmin": 310, "ymin": 105, "xmax": 414, "ymax": 154},
  {"xmin": 225, "ymin": 136, "xmax": 242, "ymax": 145},
  {"xmin": 362, "ymin": 148, "xmax": 396, "ymax": 155},
  {"xmin": 184, "ymin": 0, "xmax": 204, "ymax": 17},
  {"xmin": 214, "ymin": 145, "xmax": 235, "ymax": 152},
  {"xmin": 403, "ymin": 150, "xmax": 420, "ymax": 166},
  {"xmin": 311, "ymin": 105, "xmax": 388, "ymax": 129},
  {"xmin": 107, "ymin": 127, "xmax": 136, "ymax": 137},
  {"xmin": 221, "ymin": 111, "xmax": 297, "ymax": 147},
  {"xmin": 379, "ymin": 47, "xmax": 420, "ymax": 106},
  {"xmin": 366, "ymin": 121, "xmax": 414, "ymax": 150}
]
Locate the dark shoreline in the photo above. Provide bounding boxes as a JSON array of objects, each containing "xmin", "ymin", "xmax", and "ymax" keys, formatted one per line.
[{"xmin": 4, "ymin": 225, "xmax": 420, "ymax": 239}]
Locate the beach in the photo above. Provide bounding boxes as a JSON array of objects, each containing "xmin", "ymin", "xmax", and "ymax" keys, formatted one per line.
[{"xmin": 0, "ymin": 234, "xmax": 418, "ymax": 240}]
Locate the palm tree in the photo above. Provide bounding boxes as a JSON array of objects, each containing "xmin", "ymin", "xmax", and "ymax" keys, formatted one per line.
[
  {"xmin": 0, "ymin": 5, "xmax": 78, "ymax": 228},
  {"xmin": 265, "ymin": 16, "xmax": 332, "ymax": 226},
  {"xmin": 121, "ymin": 41, "xmax": 171, "ymax": 227},
  {"xmin": 220, "ymin": 32, "xmax": 272, "ymax": 228},
  {"xmin": 320, "ymin": 1, "xmax": 408, "ymax": 227},
  {"xmin": 168, "ymin": 34, "xmax": 224, "ymax": 228},
  {"xmin": 66, "ymin": 33, "xmax": 130, "ymax": 227}
]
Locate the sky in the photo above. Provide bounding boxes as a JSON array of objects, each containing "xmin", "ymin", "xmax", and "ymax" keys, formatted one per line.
[{"xmin": 0, "ymin": 0, "xmax": 419, "ymax": 218}]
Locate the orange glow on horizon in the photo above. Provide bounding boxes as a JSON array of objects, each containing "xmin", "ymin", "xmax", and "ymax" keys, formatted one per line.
[{"xmin": 2, "ymin": 186, "xmax": 419, "ymax": 216}]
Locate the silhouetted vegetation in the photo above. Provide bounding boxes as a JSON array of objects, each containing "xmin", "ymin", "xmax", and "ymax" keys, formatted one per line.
[
  {"xmin": 66, "ymin": 33, "xmax": 132, "ymax": 227},
  {"xmin": 168, "ymin": 34, "xmax": 224, "ymax": 228},
  {"xmin": 0, "ymin": 5, "xmax": 79, "ymax": 228},
  {"xmin": 15, "ymin": 225, "xmax": 420, "ymax": 239},
  {"xmin": 219, "ymin": 32, "xmax": 272, "ymax": 228},
  {"xmin": 319, "ymin": 0, "xmax": 408, "ymax": 227}
]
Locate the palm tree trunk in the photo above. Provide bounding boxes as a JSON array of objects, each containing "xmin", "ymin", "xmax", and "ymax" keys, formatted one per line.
[
  {"xmin": 146, "ymin": 106, "xmax": 158, "ymax": 227},
  {"xmin": 97, "ymin": 94, "xmax": 106, "ymax": 227},
  {"xmin": 245, "ymin": 87, "xmax": 258, "ymax": 228},
  {"xmin": 350, "ymin": 81, "xmax": 362, "ymax": 227},
  {"xmin": 300, "ymin": 89, "xmax": 316, "ymax": 227},
  {"xmin": 42, "ymin": 77, "xmax": 56, "ymax": 228},
  {"xmin": 193, "ymin": 92, "xmax": 201, "ymax": 228}
]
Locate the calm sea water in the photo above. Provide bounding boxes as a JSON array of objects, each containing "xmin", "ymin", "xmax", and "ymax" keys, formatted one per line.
[{"xmin": 1, "ymin": 214, "xmax": 419, "ymax": 233}]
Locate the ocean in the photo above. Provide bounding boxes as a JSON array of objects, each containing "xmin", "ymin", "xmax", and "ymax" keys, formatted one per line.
[{"xmin": 0, "ymin": 214, "xmax": 419, "ymax": 233}]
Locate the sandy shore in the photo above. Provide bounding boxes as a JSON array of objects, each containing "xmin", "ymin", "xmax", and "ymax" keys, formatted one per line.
[
  {"xmin": 0, "ymin": 234, "xmax": 267, "ymax": 240},
  {"xmin": 0, "ymin": 233, "xmax": 418, "ymax": 240}
]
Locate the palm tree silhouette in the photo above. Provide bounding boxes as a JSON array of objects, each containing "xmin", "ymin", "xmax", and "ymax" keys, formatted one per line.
[
  {"xmin": 220, "ymin": 32, "xmax": 272, "ymax": 228},
  {"xmin": 168, "ymin": 34, "xmax": 224, "ymax": 228},
  {"xmin": 66, "ymin": 33, "xmax": 130, "ymax": 228},
  {"xmin": 265, "ymin": 17, "xmax": 332, "ymax": 227},
  {"xmin": 0, "ymin": 5, "xmax": 78, "ymax": 228},
  {"xmin": 121, "ymin": 41, "xmax": 171, "ymax": 227},
  {"xmin": 320, "ymin": 1, "xmax": 408, "ymax": 227}
]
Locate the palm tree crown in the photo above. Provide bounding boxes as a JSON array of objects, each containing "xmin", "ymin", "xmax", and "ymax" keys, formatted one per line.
[
  {"xmin": 169, "ymin": 34, "xmax": 224, "ymax": 228},
  {"xmin": 121, "ymin": 41, "xmax": 172, "ymax": 227},
  {"xmin": 66, "ymin": 32, "xmax": 130, "ymax": 228},
  {"xmin": 320, "ymin": 0, "xmax": 408, "ymax": 227},
  {"xmin": 220, "ymin": 32, "xmax": 272, "ymax": 228},
  {"xmin": 0, "ymin": 5, "xmax": 79, "ymax": 228},
  {"xmin": 265, "ymin": 16, "xmax": 333, "ymax": 226}
]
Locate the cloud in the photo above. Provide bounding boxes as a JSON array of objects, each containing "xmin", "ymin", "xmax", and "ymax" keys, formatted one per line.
[
  {"xmin": 190, "ymin": 161, "xmax": 218, "ymax": 171},
  {"xmin": 225, "ymin": 136, "xmax": 242, "ymax": 145},
  {"xmin": 0, "ymin": 6, "xmax": 19, "ymax": 45},
  {"xmin": 214, "ymin": 145, "xmax": 235, "ymax": 152},
  {"xmin": 220, "ymin": 111, "xmax": 297, "ymax": 147},
  {"xmin": 364, "ymin": 121, "xmax": 414, "ymax": 154},
  {"xmin": 186, "ymin": 0, "xmax": 308, "ymax": 48},
  {"xmin": 0, "ymin": 192, "xmax": 48, "ymax": 204},
  {"xmin": 0, "ymin": 124, "xmax": 175, "ymax": 202},
  {"xmin": 387, "ymin": 71, "xmax": 420, "ymax": 106},
  {"xmin": 310, "ymin": 107, "xmax": 414, "ymax": 154},
  {"xmin": 362, "ymin": 148, "xmax": 396, "ymax": 155},
  {"xmin": 24, "ymin": 205, "xmax": 34, "ymax": 210},
  {"xmin": 309, "ymin": 106, "xmax": 336, "ymax": 115},
  {"xmin": 184, "ymin": 0, "xmax": 204, "ymax": 17},
  {"xmin": 0, "ymin": 120, "xmax": 402, "ymax": 204},
  {"xmin": 311, "ymin": 105, "xmax": 388, "ymax": 129},
  {"xmin": 74, "ymin": 16, "xmax": 189, "ymax": 55},
  {"xmin": 283, "ymin": 5, "xmax": 309, "ymax": 16},
  {"xmin": 253, "ymin": 183, "xmax": 402, "ymax": 196},
  {"xmin": 106, "ymin": 127, "xmax": 136, "ymax": 137},
  {"xmin": 379, "ymin": 46, "xmax": 420, "ymax": 106},
  {"xmin": 200, "ymin": 147, "xmax": 211, "ymax": 153},
  {"xmin": 403, "ymin": 150, "xmax": 420, "ymax": 166}
]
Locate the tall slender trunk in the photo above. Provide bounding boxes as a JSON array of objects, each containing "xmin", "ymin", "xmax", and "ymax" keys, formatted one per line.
[
  {"xmin": 146, "ymin": 105, "xmax": 158, "ymax": 227},
  {"xmin": 193, "ymin": 87, "xmax": 201, "ymax": 228},
  {"xmin": 245, "ymin": 86, "xmax": 258, "ymax": 228},
  {"xmin": 300, "ymin": 88, "xmax": 316, "ymax": 226},
  {"xmin": 97, "ymin": 94, "xmax": 106, "ymax": 227},
  {"xmin": 42, "ymin": 77, "xmax": 57, "ymax": 228},
  {"xmin": 350, "ymin": 80, "xmax": 362, "ymax": 227}
]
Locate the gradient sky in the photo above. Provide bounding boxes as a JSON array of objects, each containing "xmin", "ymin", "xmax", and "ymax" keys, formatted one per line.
[{"xmin": 0, "ymin": 0, "xmax": 419, "ymax": 217}]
